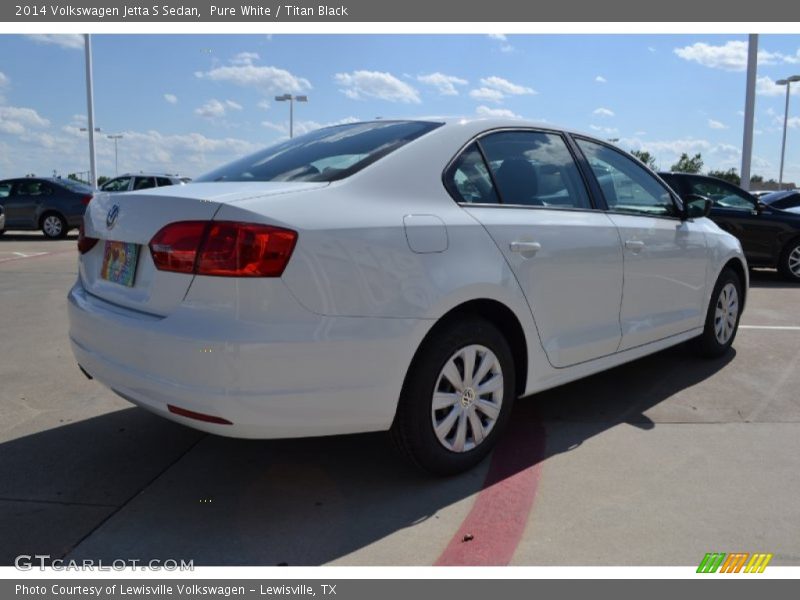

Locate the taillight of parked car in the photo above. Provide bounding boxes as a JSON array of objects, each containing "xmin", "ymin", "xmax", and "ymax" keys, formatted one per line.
[
  {"xmin": 81, "ymin": 195, "xmax": 93, "ymax": 206},
  {"xmin": 149, "ymin": 221, "xmax": 298, "ymax": 277},
  {"xmin": 77, "ymin": 223, "xmax": 99, "ymax": 254}
]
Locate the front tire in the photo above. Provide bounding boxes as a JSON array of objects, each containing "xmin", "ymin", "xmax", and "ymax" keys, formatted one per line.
[
  {"xmin": 694, "ymin": 268, "xmax": 743, "ymax": 358},
  {"xmin": 778, "ymin": 239, "xmax": 800, "ymax": 283},
  {"xmin": 41, "ymin": 213, "xmax": 67, "ymax": 239},
  {"xmin": 390, "ymin": 316, "xmax": 516, "ymax": 475}
]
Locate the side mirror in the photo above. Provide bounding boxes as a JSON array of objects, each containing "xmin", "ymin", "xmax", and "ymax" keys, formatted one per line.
[
  {"xmin": 756, "ymin": 201, "xmax": 768, "ymax": 214},
  {"xmin": 683, "ymin": 194, "xmax": 712, "ymax": 219}
]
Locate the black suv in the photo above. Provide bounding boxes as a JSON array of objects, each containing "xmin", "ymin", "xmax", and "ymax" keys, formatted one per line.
[{"xmin": 659, "ymin": 172, "xmax": 800, "ymax": 282}]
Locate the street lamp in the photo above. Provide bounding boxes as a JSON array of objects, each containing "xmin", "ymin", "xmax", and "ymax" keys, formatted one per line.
[
  {"xmin": 107, "ymin": 134, "xmax": 124, "ymax": 176},
  {"xmin": 274, "ymin": 94, "xmax": 308, "ymax": 138},
  {"xmin": 776, "ymin": 75, "xmax": 800, "ymax": 190}
]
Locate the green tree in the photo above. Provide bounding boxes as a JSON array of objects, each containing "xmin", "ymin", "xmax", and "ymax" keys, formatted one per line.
[
  {"xmin": 630, "ymin": 150, "xmax": 657, "ymax": 170},
  {"xmin": 750, "ymin": 174, "xmax": 764, "ymax": 184},
  {"xmin": 707, "ymin": 168, "xmax": 741, "ymax": 186},
  {"xmin": 670, "ymin": 153, "xmax": 704, "ymax": 174},
  {"xmin": 97, "ymin": 176, "xmax": 110, "ymax": 187},
  {"xmin": 67, "ymin": 173, "xmax": 88, "ymax": 184}
]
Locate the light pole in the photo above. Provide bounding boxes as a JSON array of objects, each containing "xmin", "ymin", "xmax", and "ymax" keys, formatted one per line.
[
  {"xmin": 777, "ymin": 75, "xmax": 800, "ymax": 190},
  {"xmin": 84, "ymin": 34, "xmax": 98, "ymax": 189},
  {"xmin": 274, "ymin": 94, "xmax": 308, "ymax": 138},
  {"xmin": 107, "ymin": 134, "xmax": 123, "ymax": 175}
]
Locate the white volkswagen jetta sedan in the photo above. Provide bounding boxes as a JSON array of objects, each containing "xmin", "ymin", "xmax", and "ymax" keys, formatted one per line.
[{"xmin": 68, "ymin": 119, "xmax": 747, "ymax": 474}]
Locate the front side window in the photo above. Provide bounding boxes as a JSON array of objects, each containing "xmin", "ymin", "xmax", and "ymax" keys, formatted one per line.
[
  {"xmin": 196, "ymin": 120, "xmax": 442, "ymax": 183},
  {"xmin": 577, "ymin": 139, "xmax": 677, "ymax": 217},
  {"xmin": 478, "ymin": 131, "xmax": 591, "ymax": 209},
  {"xmin": 101, "ymin": 177, "xmax": 132, "ymax": 192},
  {"xmin": 688, "ymin": 177, "xmax": 755, "ymax": 211},
  {"xmin": 444, "ymin": 143, "xmax": 499, "ymax": 204}
]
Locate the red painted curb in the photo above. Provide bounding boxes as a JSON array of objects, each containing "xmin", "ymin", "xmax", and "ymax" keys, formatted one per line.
[{"xmin": 435, "ymin": 403, "xmax": 546, "ymax": 566}]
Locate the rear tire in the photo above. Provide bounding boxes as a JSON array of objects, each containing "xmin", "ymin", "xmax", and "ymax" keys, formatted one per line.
[
  {"xmin": 777, "ymin": 239, "xmax": 800, "ymax": 283},
  {"xmin": 41, "ymin": 213, "xmax": 67, "ymax": 239},
  {"xmin": 390, "ymin": 316, "xmax": 516, "ymax": 475},
  {"xmin": 694, "ymin": 268, "xmax": 743, "ymax": 358}
]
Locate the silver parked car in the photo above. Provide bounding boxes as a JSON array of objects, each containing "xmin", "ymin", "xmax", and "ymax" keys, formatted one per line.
[{"xmin": 100, "ymin": 173, "xmax": 190, "ymax": 193}]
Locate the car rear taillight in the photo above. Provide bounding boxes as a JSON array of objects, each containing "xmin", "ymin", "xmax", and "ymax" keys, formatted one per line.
[
  {"xmin": 149, "ymin": 221, "xmax": 207, "ymax": 274},
  {"xmin": 77, "ymin": 223, "xmax": 99, "ymax": 254},
  {"xmin": 80, "ymin": 195, "xmax": 93, "ymax": 206},
  {"xmin": 149, "ymin": 221, "xmax": 298, "ymax": 277}
]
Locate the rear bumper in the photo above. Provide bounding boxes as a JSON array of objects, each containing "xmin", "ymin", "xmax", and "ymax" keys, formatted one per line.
[{"xmin": 68, "ymin": 279, "xmax": 429, "ymax": 438}]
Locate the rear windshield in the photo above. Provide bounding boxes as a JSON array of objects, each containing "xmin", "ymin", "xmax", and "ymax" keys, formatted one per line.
[
  {"xmin": 195, "ymin": 120, "xmax": 442, "ymax": 183},
  {"xmin": 59, "ymin": 180, "xmax": 94, "ymax": 193}
]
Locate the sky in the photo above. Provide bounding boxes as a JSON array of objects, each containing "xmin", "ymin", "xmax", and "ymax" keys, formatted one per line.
[{"xmin": 1, "ymin": 33, "xmax": 800, "ymax": 183}]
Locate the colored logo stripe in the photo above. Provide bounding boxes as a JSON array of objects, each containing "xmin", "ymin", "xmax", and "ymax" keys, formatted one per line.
[
  {"xmin": 745, "ymin": 553, "xmax": 773, "ymax": 573},
  {"xmin": 697, "ymin": 552, "xmax": 773, "ymax": 573},
  {"xmin": 719, "ymin": 553, "xmax": 749, "ymax": 573},
  {"xmin": 697, "ymin": 553, "xmax": 726, "ymax": 573}
]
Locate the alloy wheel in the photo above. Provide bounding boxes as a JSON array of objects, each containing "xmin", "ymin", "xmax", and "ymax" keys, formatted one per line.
[{"xmin": 713, "ymin": 282, "xmax": 739, "ymax": 345}]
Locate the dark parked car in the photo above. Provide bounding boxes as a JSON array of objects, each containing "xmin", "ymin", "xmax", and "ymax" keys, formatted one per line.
[
  {"xmin": 660, "ymin": 172, "xmax": 800, "ymax": 282},
  {"xmin": 760, "ymin": 189, "xmax": 800, "ymax": 212},
  {"xmin": 0, "ymin": 177, "xmax": 94, "ymax": 238}
]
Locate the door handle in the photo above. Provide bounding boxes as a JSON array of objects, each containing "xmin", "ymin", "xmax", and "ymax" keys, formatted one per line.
[
  {"xmin": 625, "ymin": 240, "xmax": 645, "ymax": 253},
  {"xmin": 509, "ymin": 241, "xmax": 542, "ymax": 256}
]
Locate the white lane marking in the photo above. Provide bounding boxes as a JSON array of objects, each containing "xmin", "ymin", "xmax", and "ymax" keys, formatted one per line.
[
  {"xmin": 11, "ymin": 252, "xmax": 47, "ymax": 258},
  {"xmin": 740, "ymin": 325, "xmax": 800, "ymax": 331}
]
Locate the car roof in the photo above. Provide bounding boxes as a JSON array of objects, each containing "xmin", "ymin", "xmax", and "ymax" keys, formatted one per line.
[{"xmin": 112, "ymin": 172, "xmax": 184, "ymax": 178}]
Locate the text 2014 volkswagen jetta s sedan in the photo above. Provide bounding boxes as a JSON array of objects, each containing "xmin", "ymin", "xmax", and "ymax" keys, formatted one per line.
[{"xmin": 68, "ymin": 119, "xmax": 747, "ymax": 474}]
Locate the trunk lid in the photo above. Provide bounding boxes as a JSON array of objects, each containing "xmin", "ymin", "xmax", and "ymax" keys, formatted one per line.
[{"xmin": 80, "ymin": 182, "xmax": 325, "ymax": 315}]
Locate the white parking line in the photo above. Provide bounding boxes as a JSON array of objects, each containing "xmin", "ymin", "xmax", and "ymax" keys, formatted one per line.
[
  {"xmin": 11, "ymin": 252, "xmax": 47, "ymax": 258},
  {"xmin": 740, "ymin": 325, "xmax": 800, "ymax": 331}
]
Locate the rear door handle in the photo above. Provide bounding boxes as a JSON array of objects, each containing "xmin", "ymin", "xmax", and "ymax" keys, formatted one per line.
[
  {"xmin": 625, "ymin": 240, "xmax": 645, "ymax": 253},
  {"xmin": 509, "ymin": 241, "xmax": 542, "ymax": 256}
]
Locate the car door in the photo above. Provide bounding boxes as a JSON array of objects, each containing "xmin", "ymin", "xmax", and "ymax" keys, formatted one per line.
[
  {"xmin": 685, "ymin": 176, "xmax": 775, "ymax": 265},
  {"xmin": 451, "ymin": 130, "xmax": 624, "ymax": 368},
  {"xmin": 8, "ymin": 180, "xmax": 49, "ymax": 227},
  {"xmin": 575, "ymin": 139, "xmax": 709, "ymax": 350}
]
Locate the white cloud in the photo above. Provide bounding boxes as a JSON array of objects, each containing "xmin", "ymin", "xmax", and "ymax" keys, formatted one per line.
[
  {"xmin": 164, "ymin": 93, "xmax": 178, "ymax": 105},
  {"xmin": 708, "ymin": 118, "xmax": 729, "ymax": 129},
  {"xmin": 230, "ymin": 52, "xmax": 260, "ymax": 66},
  {"xmin": 487, "ymin": 34, "xmax": 514, "ymax": 53},
  {"xmin": 469, "ymin": 87, "xmax": 505, "ymax": 103},
  {"xmin": 589, "ymin": 125, "xmax": 619, "ymax": 135},
  {"xmin": 487, "ymin": 34, "xmax": 507, "ymax": 41},
  {"xmin": 197, "ymin": 61, "xmax": 311, "ymax": 95},
  {"xmin": 756, "ymin": 75, "xmax": 800, "ymax": 97},
  {"xmin": 334, "ymin": 70, "xmax": 421, "ymax": 103},
  {"xmin": 25, "ymin": 34, "xmax": 84, "ymax": 50},
  {"xmin": 674, "ymin": 40, "xmax": 800, "ymax": 72},
  {"xmin": 635, "ymin": 130, "xmax": 647, "ymax": 136},
  {"xmin": 194, "ymin": 99, "xmax": 240, "ymax": 119},
  {"xmin": 595, "ymin": 75, "xmax": 607, "ymax": 83},
  {"xmin": 479, "ymin": 76, "xmax": 536, "ymax": 96},
  {"xmin": 648, "ymin": 47, "xmax": 656, "ymax": 53},
  {"xmin": 475, "ymin": 105, "xmax": 521, "ymax": 119},
  {"xmin": 593, "ymin": 107, "xmax": 615, "ymax": 117},
  {"xmin": 257, "ymin": 100, "xmax": 270, "ymax": 110},
  {"xmin": 0, "ymin": 105, "xmax": 50, "ymax": 136},
  {"xmin": 417, "ymin": 72, "xmax": 468, "ymax": 96},
  {"xmin": 0, "ymin": 72, "xmax": 8, "ymax": 87}
]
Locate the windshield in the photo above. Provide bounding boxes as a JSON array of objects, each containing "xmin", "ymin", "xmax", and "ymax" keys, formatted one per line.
[{"xmin": 195, "ymin": 120, "xmax": 442, "ymax": 183}]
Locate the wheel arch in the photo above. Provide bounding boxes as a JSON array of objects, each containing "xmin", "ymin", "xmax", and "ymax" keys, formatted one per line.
[
  {"xmin": 722, "ymin": 256, "xmax": 748, "ymax": 310},
  {"xmin": 409, "ymin": 298, "xmax": 529, "ymax": 399}
]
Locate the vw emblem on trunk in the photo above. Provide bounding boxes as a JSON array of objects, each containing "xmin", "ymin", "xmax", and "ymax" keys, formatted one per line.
[{"xmin": 106, "ymin": 205, "xmax": 120, "ymax": 230}]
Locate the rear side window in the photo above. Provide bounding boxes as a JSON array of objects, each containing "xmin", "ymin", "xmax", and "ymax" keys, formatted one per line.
[
  {"xmin": 134, "ymin": 177, "xmax": 157, "ymax": 191},
  {"xmin": 478, "ymin": 131, "xmax": 591, "ymax": 209},
  {"xmin": 196, "ymin": 120, "xmax": 442, "ymax": 183},
  {"xmin": 16, "ymin": 181, "xmax": 52, "ymax": 196},
  {"xmin": 444, "ymin": 143, "xmax": 499, "ymax": 204},
  {"xmin": 156, "ymin": 177, "xmax": 173, "ymax": 187},
  {"xmin": 0, "ymin": 182, "xmax": 11, "ymax": 198}
]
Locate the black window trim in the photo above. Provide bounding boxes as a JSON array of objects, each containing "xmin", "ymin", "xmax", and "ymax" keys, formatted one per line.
[
  {"xmin": 570, "ymin": 134, "xmax": 687, "ymax": 222},
  {"xmin": 441, "ymin": 126, "xmax": 604, "ymax": 214}
]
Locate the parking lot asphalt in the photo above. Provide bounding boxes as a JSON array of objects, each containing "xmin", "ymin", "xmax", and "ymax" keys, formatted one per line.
[{"xmin": 1, "ymin": 232, "xmax": 798, "ymax": 566}]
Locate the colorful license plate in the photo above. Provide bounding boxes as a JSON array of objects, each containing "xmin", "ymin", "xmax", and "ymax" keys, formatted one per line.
[{"xmin": 100, "ymin": 241, "xmax": 139, "ymax": 287}]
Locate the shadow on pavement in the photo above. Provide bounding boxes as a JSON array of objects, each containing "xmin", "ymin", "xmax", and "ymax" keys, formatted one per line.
[
  {"xmin": 0, "ymin": 344, "xmax": 734, "ymax": 565},
  {"xmin": 748, "ymin": 268, "xmax": 798, "ymax": 289}
]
